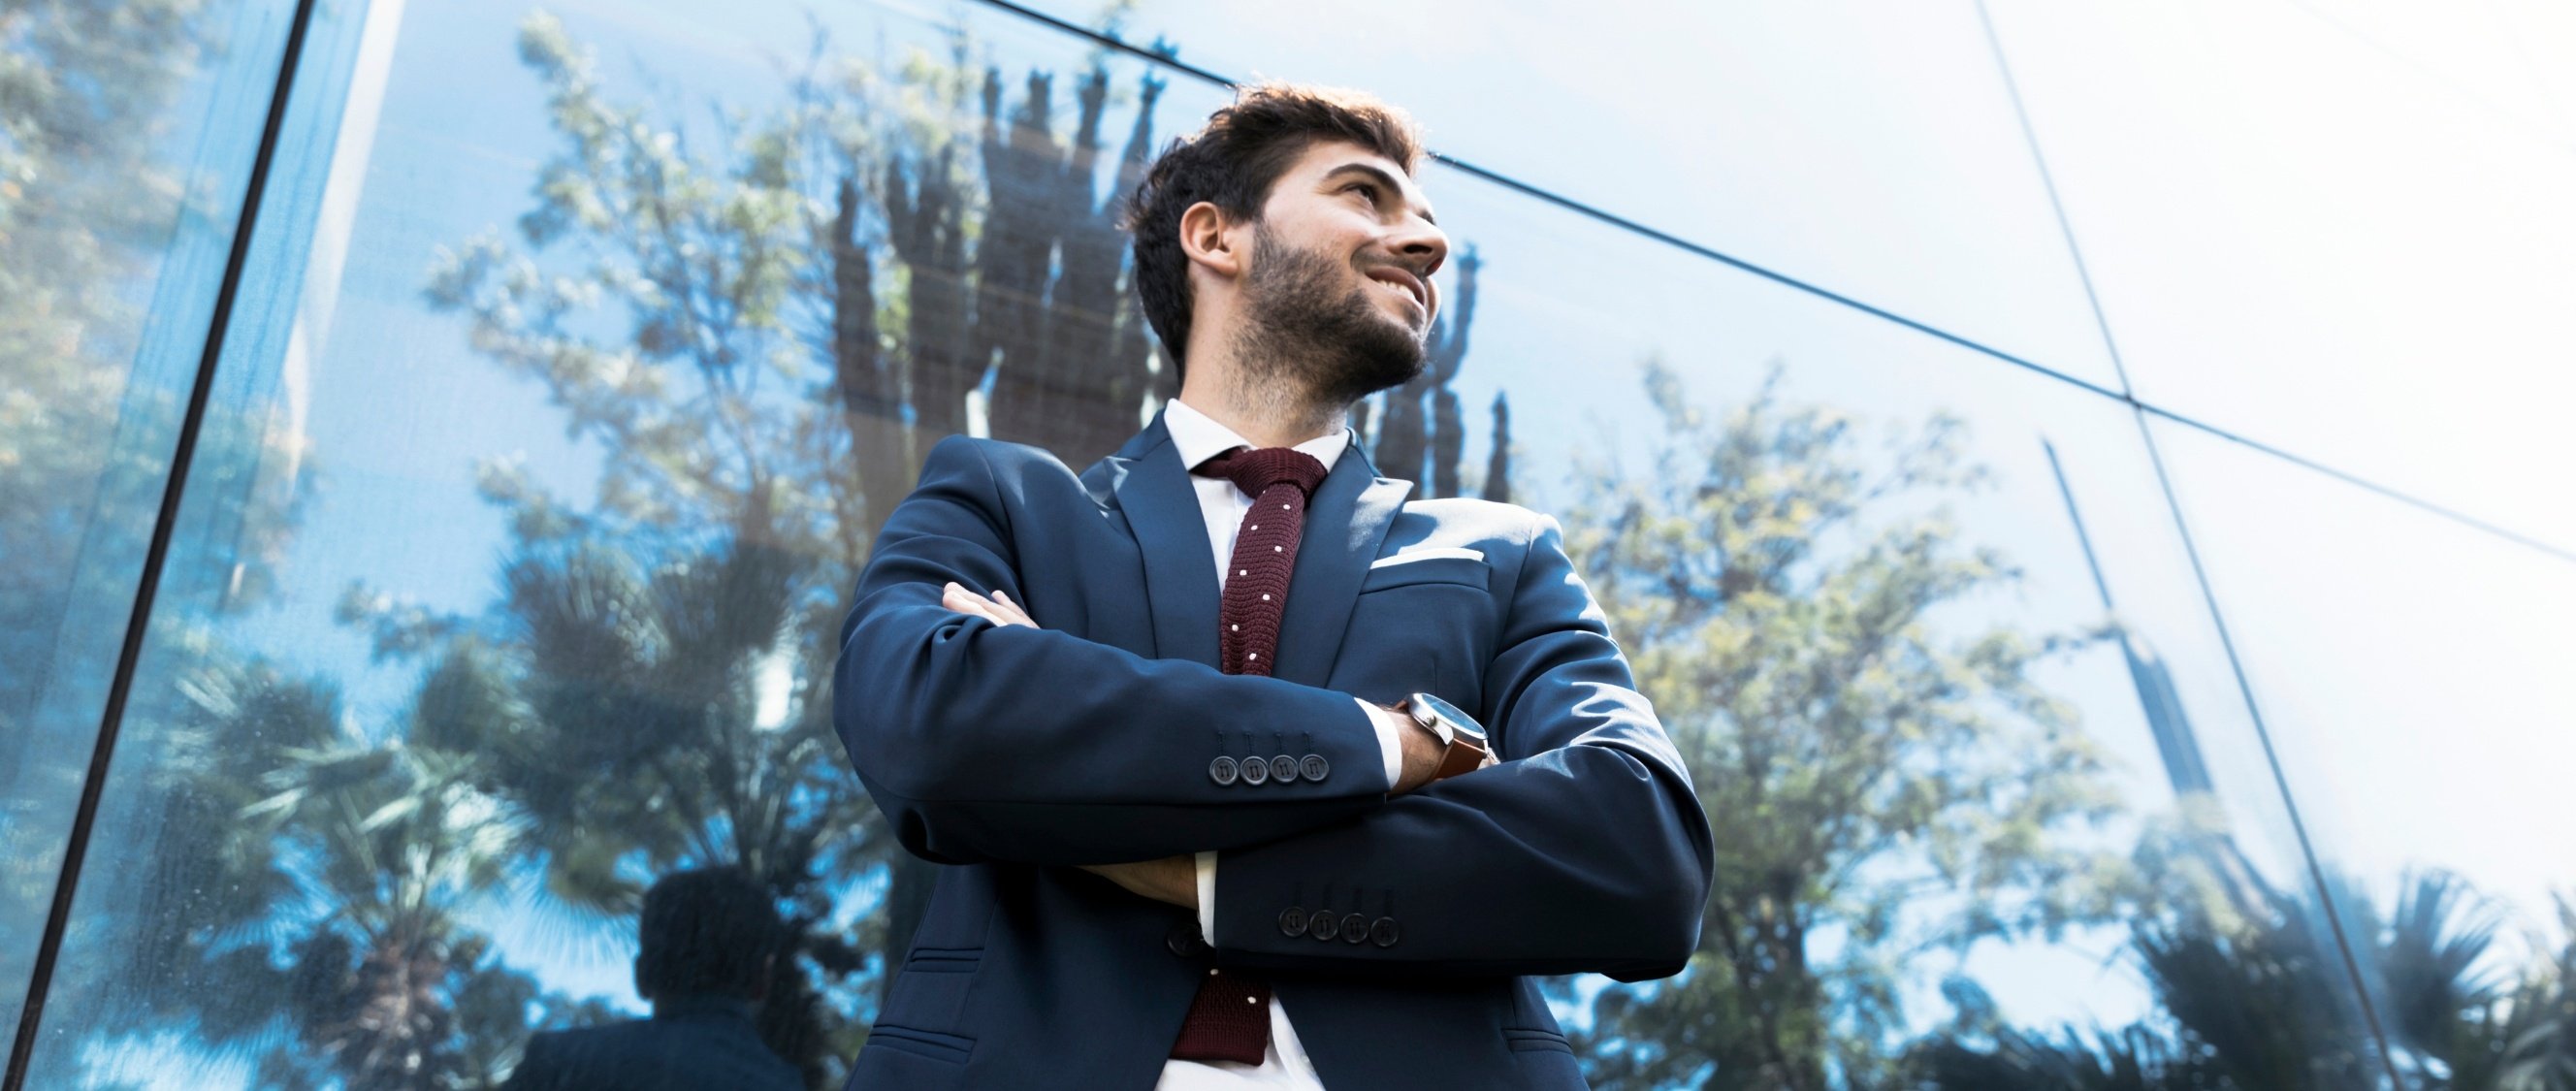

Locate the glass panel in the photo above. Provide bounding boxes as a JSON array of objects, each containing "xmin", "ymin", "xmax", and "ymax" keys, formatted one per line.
[
  {"xmin": 2154, "ymin": 417, "xmax": 2576, "ymax": 1089},
  {"xmin": 1415, "ymin": 158, "xmax": 2388, "ymax": 1088},
  {"xmin": 1986, "ymin": 0, "xmax": 2576, "ymax": 552},
  {"xmin": 999, "ymin": 0, "xmax": 2125, "ymax": 391},
  {"xmin": 0, "ymin": 0, "xmax": 300, "ymax": 1054},
  {"xmin": 22, "ymin": 0, "xmax": 2384, "ymax": 1087}
]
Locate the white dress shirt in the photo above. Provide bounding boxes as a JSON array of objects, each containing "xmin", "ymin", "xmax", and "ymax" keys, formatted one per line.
[{"xmin": 1154, "ymin": 397, "xmax": 1407, "ymax": 1091}]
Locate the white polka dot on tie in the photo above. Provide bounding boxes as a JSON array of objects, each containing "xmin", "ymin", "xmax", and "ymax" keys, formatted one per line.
[
  {"xmin": 1231, "ymin": 625, "xmax": 1239, "ymax": 631},
  {"xmin": 1239, "ymin": 569, "xmax": 1247, "ymax": 576},
  {"xmin": 1282, "ymin": 503, "xmax": 1291, "ymax": 509},
  {"xmin": 1248, "ymin": 653, "xmax": 1258, "ymax": 660},
  {"xmin": 1245, "ymin": 997, "xmax": 1258, "ymax": 1004},
  {"xmin": 1272, "ymin": 546, "xmax": 1282, "ymax": 552},
  {"xmin": 1250, "ymin": 525, "xmax": 1259, "ymax": 530},
  {"xmin": 1261, "ymin": 594, "xmax": 1271, "ymax": 601},
  {"xmin": 1208, "ymin": 969, "xmax": 1219, "ymax": 977}
]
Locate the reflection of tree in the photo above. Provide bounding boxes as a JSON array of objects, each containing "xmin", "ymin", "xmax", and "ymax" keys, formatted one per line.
[
  {"xmin": 78, "ymin": 658, "xmax": 582, "ymax": 1091},
  {"xmin": 0, "ymin": 0, "xmax": 310, "ymax": 1032},
  {"xmin": 380, "ymin": 11, "xmax": 1509, "ymax": 1085},
  {"xmin": 1366, "ymin": 246, "xmax": 1488, "ymax": 499},
  {"xmin": 1921, "ymin": 863, "xmax": 2576, "ymax": 1091},
  {"xmin": 1562, "ymin": 363, "xmax": 2124, "ymax": 1090}
]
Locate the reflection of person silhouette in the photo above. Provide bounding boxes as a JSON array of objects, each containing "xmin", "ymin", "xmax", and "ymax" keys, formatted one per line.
[{"xmin": 501, "ymin": 868, "xmax": 802, "ymax": 1091}]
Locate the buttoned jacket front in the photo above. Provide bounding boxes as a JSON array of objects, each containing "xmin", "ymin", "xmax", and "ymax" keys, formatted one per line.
[{"xmin": 833, "ymin": 410, "xmax": 1716, "ymax": 1090}]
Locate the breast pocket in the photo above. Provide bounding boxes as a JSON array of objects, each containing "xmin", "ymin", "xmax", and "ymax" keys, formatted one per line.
[
  {"xmin": 1344, "ymin": 555, "xmax": 1497, "ymax": 711},
  {"xmin": 1359, "ymin": 554, "xmax": 1490, "ymax": 593}
]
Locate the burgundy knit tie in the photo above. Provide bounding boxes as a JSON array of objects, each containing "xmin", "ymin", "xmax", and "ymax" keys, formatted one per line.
[{"xmin": 1168, "ymin": 445, "xmax": 1329, "ymax": 1066}]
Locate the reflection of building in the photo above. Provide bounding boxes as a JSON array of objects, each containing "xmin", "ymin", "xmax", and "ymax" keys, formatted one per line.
[
  {"xmin": 2045, "ymin": 439, "xmax": 2213, "ymax": 799},
  {"xmin": 4, "ymin": 0, "xmax": 2564, "ymax": 1086}
]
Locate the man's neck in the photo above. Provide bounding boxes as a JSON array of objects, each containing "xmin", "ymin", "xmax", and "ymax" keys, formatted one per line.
[{"xmin": 1172, "ymin": 377, "xmax": 1348, "ymax": 450}]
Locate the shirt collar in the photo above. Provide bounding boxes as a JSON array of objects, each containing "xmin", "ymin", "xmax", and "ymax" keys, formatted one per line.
[{"xmin": 1163, "ymin": 396, "xmax": 1350, "ymax": 475}]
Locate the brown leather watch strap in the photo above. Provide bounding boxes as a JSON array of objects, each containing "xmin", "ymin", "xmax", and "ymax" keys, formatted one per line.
[{"xmin": 1432, "ymin": 730, "xmax": 1487, "ymax": 781}]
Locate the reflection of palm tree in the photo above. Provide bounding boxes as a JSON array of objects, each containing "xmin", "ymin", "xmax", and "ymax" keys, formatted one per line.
[
  {"xmin": 461, "ymin": 507, "xmax": 873, "ymax": 1086},
  {"xmin": 90, "ymin": 662, "xmax": 541, "ymax": 1090},
  {"xmin": 2377, "ymin": 873, "xmax": 2576, "ymax": 1091},
  {"xmin": 240, "ymin": 739, "xmax": 525, "ymax": 1090},
  {"xmin": 1923, "ymin": 867, "xmax": 2576, "ymax": 1091}
]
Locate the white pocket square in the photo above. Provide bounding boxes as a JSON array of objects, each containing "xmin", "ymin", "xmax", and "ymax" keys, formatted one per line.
[{"xmin": 1368, "ymin": 547, "xmax": 1485, "ymax": 569}]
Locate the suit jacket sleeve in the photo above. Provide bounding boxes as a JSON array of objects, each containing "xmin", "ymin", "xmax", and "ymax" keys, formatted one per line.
[
  {"xmin": 500, "ymin": 1031, "xmax": 564, "ymax": 1091},
  {"xmin": 835, "ymin": 435, "xmax": 1395, "ymax": 866},
  {"xmin": 1208, "ymin": 513, "xmax": 1717, "ymax": 981}
]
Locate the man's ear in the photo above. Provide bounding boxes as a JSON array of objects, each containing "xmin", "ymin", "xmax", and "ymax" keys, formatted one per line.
[{"xmin": 1178, "ymin": 200, "xmax": 1246, "ymax": 280}]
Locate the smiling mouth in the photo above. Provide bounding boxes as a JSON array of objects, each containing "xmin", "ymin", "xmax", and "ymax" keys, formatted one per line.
[{"xmin": 1366, "ymin": 269, "xmax": 1427, "ymax": 312}]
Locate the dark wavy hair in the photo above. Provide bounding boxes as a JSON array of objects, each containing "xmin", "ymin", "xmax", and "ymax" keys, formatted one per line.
[{"xmin": 1122, "ymin": 82, "xmax": 1424, "ymax": 382}]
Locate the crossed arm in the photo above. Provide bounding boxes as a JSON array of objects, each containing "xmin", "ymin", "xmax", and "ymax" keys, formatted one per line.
[
  {"xmin": 836, "ymin": 437, "xmax": 1712, "ymax": 978},
  {"xmin": 935, "ymin": 582, "xmax": 1482, "ymax": 910}
]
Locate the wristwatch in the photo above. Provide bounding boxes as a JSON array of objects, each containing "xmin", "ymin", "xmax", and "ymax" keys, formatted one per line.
[{"xmin": 1397, "ymin": 692, "xmax": 1491, "ymax": 782}]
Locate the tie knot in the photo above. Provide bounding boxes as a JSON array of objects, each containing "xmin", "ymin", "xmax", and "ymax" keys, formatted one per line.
[{"xmin": 1193, "ymin": 445, "xmax": 1329, "ymax": 499}]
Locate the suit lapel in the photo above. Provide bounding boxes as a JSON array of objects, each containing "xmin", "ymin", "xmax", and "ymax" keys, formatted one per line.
[
  {"xmin": 1271, "ymin": 446, "xmax": 1412, "ymax": 688},
  {"xmin": 1106, "ymin": 416, "xmax": 1222, "ymax": 668}
]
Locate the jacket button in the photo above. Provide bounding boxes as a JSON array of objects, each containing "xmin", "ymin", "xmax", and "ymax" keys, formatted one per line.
[
  {"xmin": 1277, "ymin": 908, "xmax": 1308, "ymax": 936},
  {"xmin": 1301, "ymin": 754, "xmax": 1329, "ymax": 782},
  {"xmin": 1167, "ymin": 921, "xmax": 1208, "ymax": 957},
  {"xmin": 1208, "ymin": 756, "xmax": 1239, "ymax": 786},
  {"xmin": 1370, "ymin": 916, "xmax": 1401, "ymax": 947},
  {"xmin": 1268, "ymin": 755, "xmax": 1300, "ymax": 784},
  {"xmin": 1309, "ymin": 912, "xmax": 1339, "ymax": 942},
  {"xmin": 1339, "ymin": 913, "xmax": 1370, "ymax": 945},
  {"xmin": 1240, "ymin": 755, "xmax": 1271, "ymax": 785}
]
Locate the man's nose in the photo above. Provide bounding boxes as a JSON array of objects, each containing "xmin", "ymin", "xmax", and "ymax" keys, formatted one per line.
[{"xmin": 1391, "ymin": 219, "xmax": 1449, "ymax": 279}]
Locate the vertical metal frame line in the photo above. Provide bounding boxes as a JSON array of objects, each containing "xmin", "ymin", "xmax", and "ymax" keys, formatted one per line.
[
  {"xmin": 4, "ymin": 0, "xmax": 321, "ymax": 1083},
  {"xmin": 1971, "ymin": 0, "xmax": 2402, "ymax": 1081}
]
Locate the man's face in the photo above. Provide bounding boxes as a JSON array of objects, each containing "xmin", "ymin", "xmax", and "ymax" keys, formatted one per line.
[{"xmin": 1228, "ymin": 140, "xmax": 1451, "ymax": 402}]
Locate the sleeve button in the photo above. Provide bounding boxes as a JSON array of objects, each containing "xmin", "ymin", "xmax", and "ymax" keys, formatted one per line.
[
  {"xmin": 1339, "ymin": 913, "xmax": 1370, "ymax": 945},
  {"xmin": 1208, "ymin": 756, "xmax": 1239, "ymax": 786},
  {"xmin": 1308, "ymin": 912, "xmax": 1339, "ymax": 942},
  {"xmin": 1277, "ymin": 908, "xmax": 1308, "ymax": 936},
  {"xmin": 1369, "ymin": 916, "xmax": 1401, "ymax": 947},
  {"xmin": 1240, "ymin": 756, "xmax": 1271, "ymax": 785},
  {"xmin": 1268, "ymin": 755, "xmax": 1300, "ymax": 783},
  {"xmin": 1301, "ymin": 754, "xmax": 1330, "ymax": 782}
]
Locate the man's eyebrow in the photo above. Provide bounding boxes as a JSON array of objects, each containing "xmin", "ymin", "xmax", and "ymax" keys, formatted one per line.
[{"xmin": 1323, "ymin": 163, "xmax": 1437, "ymax": 226}]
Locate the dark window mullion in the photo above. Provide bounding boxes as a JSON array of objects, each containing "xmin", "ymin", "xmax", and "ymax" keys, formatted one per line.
[{"xmin": 3, "ymin": 1, "xmax": 323, "ymax": 1085}]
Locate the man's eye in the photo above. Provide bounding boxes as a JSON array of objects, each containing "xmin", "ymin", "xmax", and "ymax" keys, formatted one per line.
[{"xmin": 1346, "ymin": 182, "xmax": 1379, "ymax": 201}]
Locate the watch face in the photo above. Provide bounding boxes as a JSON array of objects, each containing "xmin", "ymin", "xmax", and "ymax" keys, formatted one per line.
[{"xmin": 1408, "ymin": 691, "xmax": 1487, "ymax": 742}]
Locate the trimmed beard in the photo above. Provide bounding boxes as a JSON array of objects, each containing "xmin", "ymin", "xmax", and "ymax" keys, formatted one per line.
[{"xmin": 1230, "ymin": 221, "xmax": 1429, "ymax": 407}]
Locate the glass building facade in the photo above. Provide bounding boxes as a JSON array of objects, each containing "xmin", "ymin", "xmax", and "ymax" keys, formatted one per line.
[{"xmin": 3, "ymin": 0, "xmax": 2571, "ymax": 1086}]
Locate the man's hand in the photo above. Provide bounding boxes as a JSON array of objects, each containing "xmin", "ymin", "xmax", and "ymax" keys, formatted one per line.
[
  {"xmin": 1380, "ymin": 701, "xmax": 1445, "ymax": 793},
  {"xmin": 943, "ymin": 583, "xmax": 1199, "ymax": 909},
  {"xmin": 1079, "ymin": 855, "xmax": 1198, "ymax": 910},
  {"xmin": 944, "ymin": 582, "xmax": 1037, "ymax": 628},
  {"xmin": 1374, "ymin": 701, "xmax": 1502, "ymax": 793}
]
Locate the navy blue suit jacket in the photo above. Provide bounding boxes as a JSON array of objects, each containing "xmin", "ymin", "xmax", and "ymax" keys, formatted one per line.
[
  {"xmin": 833, "ymin": 412, "xmax": 1715, "ymax": 1089},
  {"xmin": 502, "ymin": 997, "xmax": 802, "ymax": 1091}
]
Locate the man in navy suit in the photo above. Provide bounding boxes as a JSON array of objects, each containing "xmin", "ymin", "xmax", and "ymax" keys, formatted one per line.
[
  {"xmin": 503, "ymin": 868, "xmax": 802, "ymax": 1091},
  {"xmin": 834, "ymin": 83, "xmax": 1714, "ymax": 1090}
]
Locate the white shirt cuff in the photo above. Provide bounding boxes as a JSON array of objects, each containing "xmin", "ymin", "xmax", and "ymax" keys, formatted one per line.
[
  {"xmin": 1358, "ymin": 695, "xmax": 1404, "ymax": 788},
  {"xmin": 1195, "ymin": 850, "xmax": 1218, "ymax": 945}
]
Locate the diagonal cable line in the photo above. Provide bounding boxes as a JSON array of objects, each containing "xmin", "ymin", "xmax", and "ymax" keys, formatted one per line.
[
  {"xmin": 967, "ymin": 0, "xmax": 2576, "ymax": 568},
  {"xmin": 1975, "ymin": 0, "xmax": 2404, "ymax": 1082}
]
